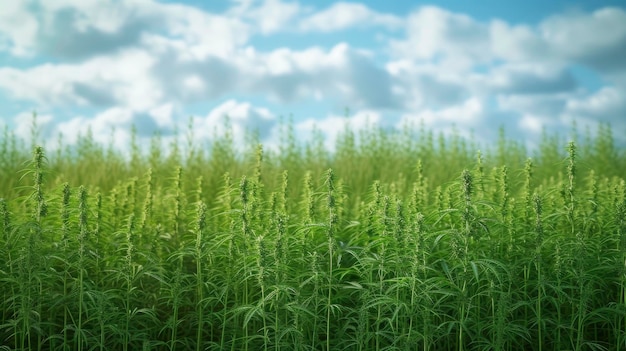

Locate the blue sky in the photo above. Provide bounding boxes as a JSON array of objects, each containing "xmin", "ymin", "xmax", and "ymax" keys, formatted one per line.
[{"xmin": 0, "ymin": 0, "xmax": 625, "ymax": 154}]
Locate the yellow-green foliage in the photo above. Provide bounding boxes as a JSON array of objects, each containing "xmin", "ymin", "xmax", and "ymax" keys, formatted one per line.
[{"xmin": 0, "ymin": 120, "xmax": 625, "ymax": 351}]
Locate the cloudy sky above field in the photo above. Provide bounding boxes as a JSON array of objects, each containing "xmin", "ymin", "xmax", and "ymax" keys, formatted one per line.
[{"xmin": 0, "ymin": 0, "xmax": 625, "ymax": 153}]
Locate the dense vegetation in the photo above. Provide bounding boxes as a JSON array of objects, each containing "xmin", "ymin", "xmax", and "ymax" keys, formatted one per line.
[{"xmin": 0, "ymin": 118, "xmax": 625, "ymax": 350}]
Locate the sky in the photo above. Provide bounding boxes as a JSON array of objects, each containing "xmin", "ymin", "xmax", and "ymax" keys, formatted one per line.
[{"xmin": 0, "ymin": 0, "xmax": 625, "ymax": 155}]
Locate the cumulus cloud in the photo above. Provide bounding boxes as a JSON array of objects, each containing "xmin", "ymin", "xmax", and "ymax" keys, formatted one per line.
[
  {"xmin": 11, "ymin": 112, "xmax": 56, "ymax": 149},
  {"xmin": 0, "ymin": 49, "xmax": 161, "ymax": 111},
  {"xmin": 390, "ymin": 6, "xmax": 491, "ymax": 70},
  {"xmin": 487, "ymin": 64, "xmax": 578, "ymax": 95},
  {"xmin": 54, "ymin": 107, "xmax": 162, "ymax": 146},
  {"xmin": 36, "ymin": 0, "xmax": 158, "ymax": 60},
  {"xmin": 300, "ymin": 2, "xmax": 402, "ymax": 32},
  {"xmin": 399, "ymin": 97, "xmax": 485, "ymax": 130},
  {"xmin": 489, "ymin": 20, "xmax": 547, "ymax": 63},
  {"xmin": 386, "ymin": 5, "xmax": 626, "ymax": 147},
  {"xmin": 0, "ymin": 0, "xmax": 250, "ymax": 60},
  {"xmin": 392, "ymin": 6, "xmax": 626, "ymax": 74},
  {"xmin": 539, "ymin": 8, "xmax": 626, "ymax": 73},
  {"xmin": 229, "ymin": 0, "xmax": 302, "ymax": 35},
  {"xmin": 497, "ymin": 93, "xmax": 570, "ymax": 117},
  {"xmin": 0, "ymin": 0, "xmax": 158, "ymax": 59},
  {"xmin": 387, "ymin": 60, "xmax": 472, "ymax": 109},
  {"xmin": 1, "ymin": 1, "xmax": 625, "ymax": 154},
  {"xmin": 296, "ymin": 109, "xmax": 382, "ymax": 151},
  {"xmin": 0, "ymin": 1, "xmax": 39, "ymax": 56},
  {"xmin": 148, "ymin": 103, "xmax": 176, "ymax": 129},
  {"xmin": 518, "ymin": 114, "xmax": 546, "ymax": 135},
  {"xmin": 564, "ymin": 87, "xmax": 626, "ymax": 132},
  {"xmin": 155, "ymin": 99, "xmax": 278, "ymax": 154},
  {"xmin": 150, "ymin": 40, "xmax": 402, "ymax": 109},
  {"xmin": 240, "ymin": 43, "xmax": 400, "ymax": 109},
  {"xmin": 0, "ymin": 38, "xmax": 399, "ymax": 117},
  {"xmin": 148, "ymin": 46, "xmax": 240, "ymax": 103},
  {"xmin": 159, "ymin": 3, "xmax": 250, "ymax": 59},
  {"xmin": 195, "ymin": 99, "xmax": 276, "ymax": 140},
  {"xmin": 27, "ymin": 99, "xmax": 279, "ymax": 156}
]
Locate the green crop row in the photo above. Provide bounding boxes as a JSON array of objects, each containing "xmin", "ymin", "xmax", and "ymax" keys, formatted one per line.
[{"xmin": 0, "ymin": 119, "xmax": 625, "ymax": 350}]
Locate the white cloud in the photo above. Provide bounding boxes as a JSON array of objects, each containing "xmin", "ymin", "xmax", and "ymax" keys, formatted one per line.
[
  {"xmin": 296, "ymin": 110, "xmax": 382, "ymax": 151},
  {"xmin": 50, "ymin": 106, "xmax": 165, "ymax": 157},
  {"xmin": 161, "ymin": 3, "xmax": 250, "ymax": 59},
  {"xmin": 149, "ymin": 104, "xmax": 176, "ymax": 129},
  {"xmin": 399, "ymin": 97, "xmax": 484, "ymax": 129},
  {"xmin": 0, "ymin": 0, "xmax": 249, "ymax": 60},
  {"xmin": 46, "ymin": 100, "xmax": 280, "ymax": 155},
  {"xmin": 34, "ymin": 0, "xmax": 159, "ymax": 60},
  {"xmin": 0, "ymin": 49, "xmax": 160, "ymax": 111},
  {"xmin": 391, "ymin": 6, "xmax": 626, "ymax": 74},
  {"xmin": 487, "ymin": 63, "xmax": 577, "ymax": 94},
  {"xmin": 539, "ymin": 7, "xmax": 626, "ymax": 71},
  {"xmin": 495, "ymin": 85, "xmax": 626, "ymax": 148},
  {"xmin": 384, "ymin": 4, "xmax": 625, "ymax": 144},
  {"xmin": 230, "ymin": 0, "xmax": 302, "ymax": 35},
  {"xmin": 192, "ymin": 99, "xmax": 278, "ymax": 149},
  {"xmin": 55, "ymin": 107, "xmax": 134, "ymax": 146},
  {"xmin": 1, "ymin": 111, "xmax": 158, "ymax": 161},
  {"xmin": 237, "ymin": 43, "xmax": 400, "ymax": 108},
  {"xmin": 0, "ymin": 1, "xmax": 39, "ymax": 56},
  {"xmin": 518, "ymin": 114, "xmax": 545, "ymax": 134},
  {"xmin": 39, "ymin": 0, "xmax": 151, "ymax": 34},
  {"xmin": 1, "ymin": 31, "xmax": 400, "ymax": 115},
  {"xmin": 387, "ymin": 60, "xmax": 473, "ymax": 109},
  {"xmin": 489, "ymin": 20, "xmax": 546, "ymax": 62},
  {"xmin": 300, "ymin": 2, "xmax": 402, "ymax": 32},
  {"xmin": 1, "ymin": 1, "xmax": 625, "ymax": 153},
  {"xmin": 564, "ymin": 87, "xmax": 626, "ymax": 130},
  {"xmin": 497, "ymin": 93, "xmax": 570, "ymax": 118},
  {"xmin": 566, "ymin": 87, "xmax": 625, "ymax": 116},
  {"xmin": 13, "ymin": 112, "xmax": 55, "ymax": 148},
  {"xmin": 390, "ymin": 6, "xmax": 491, "ymax": 70}
]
